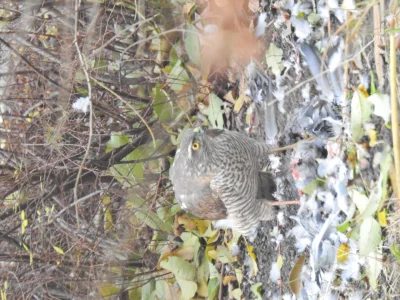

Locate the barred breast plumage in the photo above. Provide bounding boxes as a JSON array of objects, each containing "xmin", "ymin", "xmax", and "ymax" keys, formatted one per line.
[{"xmin": 170, "ymin": 128, "xmax": 277, "ymax": 237}]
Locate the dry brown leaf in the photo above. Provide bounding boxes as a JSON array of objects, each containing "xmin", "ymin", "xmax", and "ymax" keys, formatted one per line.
[
  {"xmin": 289, "ymin": 253, "xmax": 306, "ymax": 296},
  {"xmin": 223, "ymin": 91, "xmax": 236, "ymax": 104}
]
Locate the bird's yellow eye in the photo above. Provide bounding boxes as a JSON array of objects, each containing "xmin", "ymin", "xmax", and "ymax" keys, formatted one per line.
[{"xmin": 192, "ymin": 141, "xmax": 200, "ymax": 151}]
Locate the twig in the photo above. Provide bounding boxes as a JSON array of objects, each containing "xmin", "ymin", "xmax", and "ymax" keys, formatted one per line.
[
  {"xmin": 373, "ymin": 3, "xmax": 384, "ymax": 90},
  {"xmin": 90, "ymin": 76, "xmax": 156, "ymax": 148},
  {"xmin": 267, "ymin": 200, "xmax": 300, "ymax": 206},
  {"xmin": 0, "ymin": 37, "xmax": 68, "ymax": 92},
  {"xmin": 219, "ymin": 263, "xmax": 224, "ymax": 300},
  {"xmin": 120, "ymin": 27, "xmax": 200, "ymax": 59},
  {"xmin": 73, "ymin": 0, "xmax": 94, "ymax": 228},
  {"xmin": 52, "ymin": 190, "xmax": 104, "ymax": 220},
  {"xmin": 267, "ymin": 137, "xmax": 315, "ymax": 154},
  {"xmin": 389, "ymin": 15, "xmax": 400, "ymax": 204},
  {"xmin": 14, "ymin": 35, "xmax": 61, "ymax": 64},
  {"xmin": 91, "ymin": 15, "xmax": 156, "ymax": 56}
]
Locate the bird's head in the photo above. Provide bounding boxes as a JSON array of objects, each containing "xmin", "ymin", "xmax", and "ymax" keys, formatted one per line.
[{"xmin": 176, "ymin": 127, "xmax": 224, "ymax": 168}]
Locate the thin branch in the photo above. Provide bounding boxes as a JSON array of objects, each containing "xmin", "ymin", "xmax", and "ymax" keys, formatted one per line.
[
  {"xmin": 52, "ymin": 190, "xmax": 104, "ymax": 220},
  {"xmin": 73, "ymin": 0, "xmax": 94, "ymax": 228},
  {"xmin": 14, "ymin": 35, "xmax": 61, "ymax": 64},
  {"xmin": 0, "ymin": 37, "xmax": 68, "ymax": 92},
  {"xmin": 90, "ymin": 76, "xmax": 157, "ymax": 148},
  {"xmin": 389, "ymin": 15, "xmax": 400, "ymax": 204}
]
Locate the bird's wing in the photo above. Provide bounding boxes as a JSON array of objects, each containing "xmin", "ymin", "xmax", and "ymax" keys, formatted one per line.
[{"xmin": 173, "ymin": 175, "xmax": 228, "ymax": 220}]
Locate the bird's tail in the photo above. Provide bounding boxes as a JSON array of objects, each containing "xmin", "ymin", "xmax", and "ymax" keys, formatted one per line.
[{"xmin": 257, "ymin": 172, "xmax": 278, "ymax": 221}]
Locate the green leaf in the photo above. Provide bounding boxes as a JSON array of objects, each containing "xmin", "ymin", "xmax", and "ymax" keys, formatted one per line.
[
  {"xmin": 106, "ymin": 133, "xmax": 131, "ymax": 153},
  {"xmin": 359, "ymin": 216, "xmax": 381, "ymax": 257},
  {"xmin": 366, "ymin": 246, "xmax": 383, "ymax": 290},
  {"xmin": 153, "ymin": 86, "xmax": 183, "ymax": 124},
  {"xmin": 215, "ymin": 245, "xmax": 234, "ymax": 264},
  {"xmin": 99, "ymin": 283, "xmax": 120, "ymax": 299},
  {"xmin": 336, "ymin": 221, "xmax": 350, "ymax": 233},
  {"xmin": 207, "ymin": 277, "xmax": 220, "ymax": 300},
  {"xmin": 349, "ymin": 189, "xmax": 369, "ymax": 214},
  {"xmin": 76, "ymin": 86, "xmax": 88, "ymax": 96},
  {"xmin": 169, "ymin": 45, "xmax": 180, "ymax": 66},
  {"xmin": 196, "ymin": 255, "xmax": 210, "ymax": 297},
  {"xmin": 110, "ymin": 140, "xmax": 164, "ymax": 186},
  {"xmin": 379, "ymin": 148, "xmax": 392, "ymax": 207},
  {"xmin": 250, "ymin": 283, "xmax": 263, "ymax": 300},
  {"xmin": 302, "ymin": 178, "xmax": 325, "ymax": 195},
  {"xmin": 185, "ymin": 25, "xmax": 201, "ymax": 66},
  {"xmin": 360, "ymin": 181, "xmax": 381, "ymax": 219},
  {"xmin": 129, "ymin": 287, "xmax": 142, "ymax": 300},
  {"xmin": 231, "ymin": 288, "xmax": 242, "ymax": 300},
  {"xmin": 384, "ymin": 27, "xmax": 400, "ymax": 33},
  {"xmin": 205, "ymin": 93, "xmax": 224, "ymax": 129},
  {"xmin": 369, "ymin": 71, "xmax": 376, "ymax": 94},
  {"xmin": 266, "ymin": 43, "xmax": 284, "ymax": 76},
  {"xmin": 90, "ymin": 58, "xmax": 107, "ymax": 73},
  {"xmin": 307, "ymin": 12, "xmax": 321, "ymax": 24},
  {"xmin": 390, "ymin": 244, "xmax": 400, "ymax": 262},
  {"xmin": 128, "ymin": 195, "xmax": 173, "ymax": 232},
  {"xmin": 351, "ymin": 90, "xmax": 371, "ymax": 142},
  {"xmin": 153, "ymin": 86, "xmax": 174, "ymax": 122},
  {"xmin": 166, "ymin": 60, "xmax": 190, "ymax": 92},
  {"xmin": 141, "ymin": 279, "xmax": 156, "ymax": 300},
  {"xmin": 154, "ymin": 280, "xmax": 174, "ymax": 300},
  {"xmin": 160, "ymin": 257, "xmax": 197, "ymax": 300}
]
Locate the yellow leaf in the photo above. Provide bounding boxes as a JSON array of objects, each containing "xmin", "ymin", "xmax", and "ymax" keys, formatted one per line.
[
  {"xmin": 177, "ymin": 215, "xmax": 197, "ymax": 231},
  {"xmin": 53, "ymin": 245, "xmax": 65, "ymax": 255},
  {"xmin": 207, "ymin": 229, "xmax": 220, "ymax": 244},
  {"xmin": 368, "ymin": 129, "xmax": 378, "ymax": 147},
  {"xmin": 277, "ymin": 254, "xmax": 283, "ymax": 269},
  {"xmin": 234, "ymin": 94, "xmax": 246, "ymax": 113},
  {"xmin": 207, "ymin": 249, "xmax": 217, "ymax": 260},
  {"xmin": 158, "ymin": 246, "xmax": 195, "ymax": 268},
  {"xmin": 223, "ymin": 275, "xmax": 237, "ymax": 285},
  {"xmin": 358, "ymin": 85, "xmax": 369, "ymax": 98},
  {"xmin": 378, "ymin": 210, "xmax": 387, "ymax": 227},
  {"xmin": 21, "ymin": 219, "xmax": 28, "ymax": 235},
  {"xmin": 336, "ymin": 243, "xmax": 350, "ymax": 262},
  {"xmin": 247, "ymin": 244, "xmax": 258, "ymax": 277},
  {"xmin": 194, "ymin": 219, "xmax": 211, "ymax": 234}
]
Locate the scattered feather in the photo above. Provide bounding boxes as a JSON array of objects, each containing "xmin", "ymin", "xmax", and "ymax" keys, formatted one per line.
[
  {"xmin": 255, "ymin": 13, "xmax": 267, "ymax": 37},
  {"xmin": 270, "ymin": 262, "xmax": 281, "ymax": 283},
  {"xmin": 368, "ymin": 93, "xmax": 391, "ymax": 123},
  {"xmin": 72, "ymin": 97, "xmax": 90, "ymax": 113}
]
